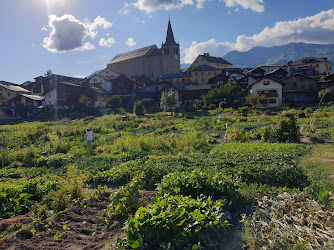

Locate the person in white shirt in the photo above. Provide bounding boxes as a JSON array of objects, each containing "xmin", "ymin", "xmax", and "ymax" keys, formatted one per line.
[{"xmin": 85, "ymin": 128, "xmax": 95, "ymax": 150}]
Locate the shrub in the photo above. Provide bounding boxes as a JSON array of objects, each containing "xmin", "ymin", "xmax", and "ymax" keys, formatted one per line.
[
  {"xmin": 133, "ymin": 101, "xmax": 145, "ymax": 116},
  {"xmin": 227, "ymin": 128, "xmax": 248, "ymax": 142},
  {"xmin": 274, "ymin": 113, "xmax": 300, "ymax": 142},
  {"xmin": 209, "ymin": 104, "xmax": 216, "ymax": 110},
  {"xmin": 124, "ymin": 194, "xmax": 232, "ymax": 249},
  {"xmin": 105, "ymin": 174, "xmax": 142, "ymax": 219}
]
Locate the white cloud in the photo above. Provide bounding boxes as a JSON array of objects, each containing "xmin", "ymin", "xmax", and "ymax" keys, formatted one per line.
[
  {"xmin": 41, "ymin": 26, "xmax": 47, "ymax": 31},
  {"xmin": 126, "ymin": 38, "xmax": 137, "ymax": 47},
  {"xmin": 196, "ymin": 0, "xmax": 206, "ymax": 8},
  {"xmin": 130, "ymin": 0, "xmax": 263, "ymax": 12},
  {"xmin": 132, "ymin": 0, "xmax": 193, "ymax": 13},
  {"xmin": 120, "ymin": 2, "xmax": 131, "ymax": 14},
  {"xmin": 182, "ymin": 39, "xmax": 235, "ymax": 63},
  {"xmin": 99, "ymin": 38, "xmax": 116, "ymax": 47},
  {"xmin": 42, "ymin": 14, "xmax": 113, "ymax": 53},
  {"xmin": 182, "ymin": 9, "xmax": 334, "ymax": 63},
  {"xmin": 224, "ymin": 0, "xmax": 264, "ymax": 13}
]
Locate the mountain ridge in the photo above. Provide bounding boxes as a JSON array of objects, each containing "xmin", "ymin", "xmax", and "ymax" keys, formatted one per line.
[{"xmin": 223, "ymin": 43, "xmax": 334, "ymax": 69}]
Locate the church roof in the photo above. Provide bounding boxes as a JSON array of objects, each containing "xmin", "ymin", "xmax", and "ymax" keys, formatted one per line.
[
  {"xmin": 108, "ymin": 45, "xmax": 157, "ymax": 65},
  {"xmin": 164, "ymin": 19, "xmax": 178, "ymax": 46}
]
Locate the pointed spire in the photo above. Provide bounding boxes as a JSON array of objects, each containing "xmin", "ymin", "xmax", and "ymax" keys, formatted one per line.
[{"xmin": 165, "ymin": 17, "xmax": 177, "ymax": 45}]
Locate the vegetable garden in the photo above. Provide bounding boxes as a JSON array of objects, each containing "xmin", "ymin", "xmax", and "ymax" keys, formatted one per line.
[{"xmin": 0, "ymin": 106, "xmax": 333, "ymax": 249}]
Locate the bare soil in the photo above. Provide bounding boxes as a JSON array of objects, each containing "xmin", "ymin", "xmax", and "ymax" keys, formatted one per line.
[{"xmin": 0, "ymin": 190, "xmax": 157, "ymax": 250}]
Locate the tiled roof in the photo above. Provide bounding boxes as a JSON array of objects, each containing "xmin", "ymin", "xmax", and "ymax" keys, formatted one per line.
[
  {"xmin": 21, "ymin": 94, "xmax": 44, "ymax": 101},
  {"xmin": 86, "ymin": 69, "xmax": 103, "ymax": 79},
  {"xmin": 0, "ymin": 83, "xmax": 30, "ymax": 93},
  {"xmin": 191, "ymin": 65, "xmax": 221, "ymax": 72},
  {"xmin": 108, "ymin": 45, "xmax": 157, "ymax": 64},
  {"xmin": 202, "ymin": 55, "xmax": 231, "ymax": 65},
  {"xmin": 158, "ymin": 72, "xmax": 191, "ymax": 79},
  {"xmin": 137, "ymin": 85, "xmax": 158, "ymax": 93}
]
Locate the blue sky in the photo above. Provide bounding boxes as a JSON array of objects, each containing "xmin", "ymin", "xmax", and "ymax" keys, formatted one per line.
[{"xmin": 1, "ymin": 0, "xmax": 334, "ymax": 84}]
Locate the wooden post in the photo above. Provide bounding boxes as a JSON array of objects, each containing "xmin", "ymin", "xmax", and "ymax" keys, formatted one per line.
[{"xmin": 2, "ymin": 136, "xmax": 5, "ymax": 168}]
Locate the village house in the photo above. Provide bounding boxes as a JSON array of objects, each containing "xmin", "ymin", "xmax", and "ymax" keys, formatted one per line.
[
  {"xmin": 190, "ymin": 65, "xmax": 222, "ymax": 84},
  {"xmin": 247, "ymin": 67, "xmax": 266, "ymax": 86},
  {"xmin": 0, "ymin": 81, "xmax": 30, "ymax": 107},
  {"xmin": 249, "ymin": 77, "xmax": 283, "ymax": 107},
  {"xmin": 289, "ymin": 57, "xmax": 331, "ymax": 80},
  {"xmin": 7, "ymin": 94, "xmax": 44, "ymax": 116},
  {"xmin": 189, "ymin": 53, "xmax": 232, "ymax": 70},
  {"xmin": 281, "ymin": 74, "xmax": 319, "ymax": 103}
]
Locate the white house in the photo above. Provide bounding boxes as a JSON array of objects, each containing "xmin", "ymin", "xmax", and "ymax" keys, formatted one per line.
[{"xmin": 249, "ymin": 78, "xmax": 283, "ymax": 107}]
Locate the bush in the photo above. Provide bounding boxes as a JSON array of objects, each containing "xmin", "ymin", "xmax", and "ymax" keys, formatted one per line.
[
  {"xmin": 124, "ymin": 194, "xmax": 232, "ymax": 249},
  {"xmin": 208, "ymin": 104, "xmax": 216, "ymax": 110},
  {"xmin": 105, "ymin": 174, "xmax": 142, "ymax": 219},
  {"xmin": 133, "ymin": 101, "xmax": 145, "ymax": 116},
  {"xmin": 227, "ymin": 128, "xmax": 248, "ymax": 142},
  {"xmin": 274, "ymin": 113, "xmax": 300, "ymax": 142}
]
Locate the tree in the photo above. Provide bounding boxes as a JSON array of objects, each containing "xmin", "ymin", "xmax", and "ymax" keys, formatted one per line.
[
  {"xmin": 160, "ymin": 89, "xmax": 178, "ymax": 113},
  {"xmin": 105, "ymin": 96, "xmax": 122, "ymax": 111},
  {"xmin": 44, "ymin": 70, "xmax": 53, "ymax": 77},
  {"xmin": 274, "ymin": 112, "xmax": 300, "ymax": 142},
  {"xmin": 318, "ymin": 88, "xmax": 333, "ymax": 108},
  {"xmin": 193, "ymin": 99, "xmax": 202, "ymax": 110},
  {"xmin": 246, "ymin": 94, "xmax": 268, "ymax": 109},
  {"xmin": 15, "ymin": 102, "xmax": 26, "ymax": 117},
  {"xmin": 75, "ymin": 95, "xmax": 94, "ymax": 114},
  {"xmin": 202, "ymin": 81, "xmax": 244, "ymax": 107},
  {"xmin": 133, "ymin": 101, "xmax": 145, "ymax": 116}
]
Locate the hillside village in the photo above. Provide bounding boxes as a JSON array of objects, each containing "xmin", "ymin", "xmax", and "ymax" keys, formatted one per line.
[{"xmin": 1, "ymin": 19, "xmax": 334, "ymax": 118}]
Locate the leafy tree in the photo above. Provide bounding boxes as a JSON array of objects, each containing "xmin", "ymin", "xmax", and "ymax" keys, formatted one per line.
[
  {"xmin": 15, "ymin": 102, "xmax": 26, "ymax": 117},
  {"xmin": 105, "ymin": 96, "xmax": 122, "ymax": 111},
  {"xmin": 318, "ymin": 88, "xmax": 334, "ymax": 107},
  {"xmin": 160, "ymin": 89, "xmax": 178, "ymax": 113},
  {"xmin": 274, "ymin": 112, "xmax": 300, "ymax": 142},
  {"xmin": 246, "ymin": 94, "xmax": 268, "ymax": 109},
  {"xmin": 133, "ymin": 101, "xmax": 145, "ymax": 116},
  {"xmin": 75, "ymin": 95, "xmax": 94, "ymax": 114},
  {"xmin": 193, "ymin": 99, "xmax": 202, "ymax": 110},
  {"xmin": 44, "ymin": 70, "xmax": 53, "ymax": 77},
  {"xmin": 202, "ymin": 81, "xmax": 244, "ymax": 107}
]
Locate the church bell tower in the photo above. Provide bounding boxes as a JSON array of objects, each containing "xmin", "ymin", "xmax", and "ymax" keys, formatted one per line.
[{"xmin": 161, "ymin": 18, "xmax": 180, "ymax": 75}]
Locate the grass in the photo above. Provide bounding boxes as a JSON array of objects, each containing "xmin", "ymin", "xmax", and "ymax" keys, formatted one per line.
[{"xmin": 308, "ymin": 143, "xmax": 334, "ymax": 185}]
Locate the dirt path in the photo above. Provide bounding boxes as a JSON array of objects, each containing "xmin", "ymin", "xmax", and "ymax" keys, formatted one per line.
[{"xmin": 0, "ymin": 190, "xmax": 157, "ymax": 250}]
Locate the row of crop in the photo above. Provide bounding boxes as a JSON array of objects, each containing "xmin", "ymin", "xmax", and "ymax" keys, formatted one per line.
[{"xmin": 92, "ymin": 143, "xmax": 310, "ymax": 191}]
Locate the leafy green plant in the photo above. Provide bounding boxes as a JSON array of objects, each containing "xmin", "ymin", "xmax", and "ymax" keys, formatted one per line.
[
  {"xmin": 125, "ymin": 194, "xmax": 232, "ymax": 249},
  {"xmin": 105, "ymin": 174, "xmax": 143, "ymax": 219}
]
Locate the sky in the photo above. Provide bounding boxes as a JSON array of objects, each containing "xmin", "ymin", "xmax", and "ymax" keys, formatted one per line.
[{"xmin": 1, "ymin": 0, "xmax": 334, "ymax": 84}]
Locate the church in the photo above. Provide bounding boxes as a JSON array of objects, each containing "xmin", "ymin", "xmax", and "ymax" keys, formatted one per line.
[{"xmin": 106, "ymin": 19, "xmax": 180, "ymax": 80}]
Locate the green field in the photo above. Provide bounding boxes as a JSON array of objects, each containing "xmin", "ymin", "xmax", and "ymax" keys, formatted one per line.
[{"xmin": 0, "ymin": 107, "xmax": 333, "ymax": 249}]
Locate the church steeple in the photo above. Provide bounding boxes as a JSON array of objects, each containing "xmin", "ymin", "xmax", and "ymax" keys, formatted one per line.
[{"xmin": 165, "ymin": 18, "xmax": 177, "ymax": 46}]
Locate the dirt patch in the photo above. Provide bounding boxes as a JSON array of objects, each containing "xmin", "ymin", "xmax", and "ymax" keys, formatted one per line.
[{"xmin": 0, "ymin": 190, "xmax": 157, "ymax": 250}]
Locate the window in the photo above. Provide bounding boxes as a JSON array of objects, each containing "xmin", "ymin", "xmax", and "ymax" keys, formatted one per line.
[
  {"xmin": 8, "ymin": 92, "xmax": 11, "ymax": 96},
  {"xmin": 93, "ymin": 79, "xmax": 97, "ymax": 82},
  {"xmin": 201, "ymin": 72, "xmax": 204, "ymax": 76},
  {"xmin": 263, "ymin": 81, "xmax": 270, "ymax": 85},
  {"xmin": 208, "ymin": 72, "xmax": 211, "ymax": 76},
  {"xmin": 195, "ymin": 72, "xmax": 198, "ymax": 76},
  {"xmin": 301, "ymin": 85, "xmax": 305, "ymax": 90},
  {"xmin": 269, "ymin": 99, "xmax": 277, "ymax": 104},
  {"xmin": 106, "ymin": 71, "xmax": 108, "ymax": 74},
  {"xmin": 202, "ymin": 79, "xmax": 204, "ymax": 83},
  {"xmin": 0, "ymin": 93, "xmax": 2, "ymax": 98},
  {"xmin": 214, "ymin": 72, "xmax": 217, "ymax": 76}
]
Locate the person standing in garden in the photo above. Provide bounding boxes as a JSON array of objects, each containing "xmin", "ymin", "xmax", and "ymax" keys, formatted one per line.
[{"xmin": 85, "ymin": 128, "xmax": 95, "ymax": 152}]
